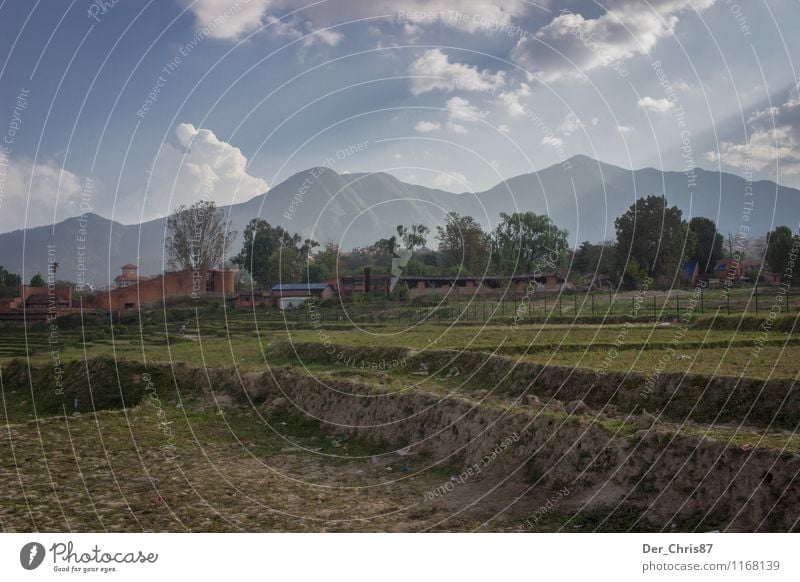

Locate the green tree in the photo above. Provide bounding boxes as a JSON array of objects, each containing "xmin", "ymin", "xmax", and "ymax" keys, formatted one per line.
[
  {"xmin": 232, "ymin": 218, "xmax": 297, "ymax": 287},
  {"xmin": 765, "ymin": 225, "xmax": 795, "ymax": 279},
  {"xmin": 573, "ymin": 241, "xmax": 617, "ymax": 276},
  {"xmin": 165, "ymin": 200, "xmax": 236, "ymax": 272},
  {"xmin": 396, "ymin": 224, "xmax": 429, "ymax": 250},
  {"xmin": 689, "ymin": 217, "xmax": 724, "ymax": 274},
  {"xmin": 268, "ymin": 246, "xmax": 299, "ymax": 285},
  {"xmin": 30, "ymin": 273, "xmax": 45, "ymax": 287},
  {"xmin": 0, "ymin": 266, "xmax": 22, "ymax": 298},
  {"xmin": 492, "ymin": 212, "xmax": 568, "ymax": 274},
  {"xmin": 436, "ymin": 213, "xmax": 490, "ymax": 275},
  {"xmin": 615, "ymin": 195, "xmax": 695, "ymax": 286}
]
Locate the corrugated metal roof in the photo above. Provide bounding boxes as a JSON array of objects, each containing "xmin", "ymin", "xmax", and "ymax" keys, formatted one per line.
[{"xmin": 271, "ymin": 283, "xmax": 331, "ymax": 291}]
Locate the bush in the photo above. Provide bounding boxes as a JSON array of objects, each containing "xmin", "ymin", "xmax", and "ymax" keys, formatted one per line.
[
  {"xmin": 693, "ymin": 313, "xmax": 799, "ymax": 332},
  {"xmin": 411, "ymin": 294, "xmax": 448, "ymax": 307}
]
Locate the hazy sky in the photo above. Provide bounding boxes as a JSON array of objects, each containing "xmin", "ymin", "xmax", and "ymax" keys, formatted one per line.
[{"xmin": 1, "ymin": 0, "xmax": 799, "ymax": 232}]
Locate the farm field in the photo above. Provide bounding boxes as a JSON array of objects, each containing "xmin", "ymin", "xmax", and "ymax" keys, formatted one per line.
[{"xmin": 1, "ymin": 303, "xmax": 799, "ymax": 532}]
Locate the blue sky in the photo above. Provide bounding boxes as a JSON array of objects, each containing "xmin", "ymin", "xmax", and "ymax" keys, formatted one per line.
[{"xmin": 1, "ymin": 0, "xmax": 799, "ymax": 232}]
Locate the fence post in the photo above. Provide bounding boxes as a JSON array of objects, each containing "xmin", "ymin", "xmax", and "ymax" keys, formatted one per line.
[
  {"xmin": 653, "ymin": 295, "xmax": 656, "ymax": 320},
  {"xmin": 544, "ymin": 295, "xmax": 548, "ymax": 316},
  {"xmin": 755, "ymin": 285, "xmax": 758, "ymax": 315},
  {"xmin": 676, "ymin": 295, "xmax": 680, "ymax": 320},
  {"xmin": 558, "ymin": 295, "xmax": 562, "ymax": 316},
  {"xmin": 726, "ymin": 291, "xmax": 730, "ymax": 315},
  {"xmin": 591, "ymin": 293, "xmax": 595, "ymax": 317}
]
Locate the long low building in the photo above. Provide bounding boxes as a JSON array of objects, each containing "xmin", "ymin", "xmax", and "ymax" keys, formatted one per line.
[{"xmin": 400, "ymin": 273, "xmax": 570, "ymax": 299}]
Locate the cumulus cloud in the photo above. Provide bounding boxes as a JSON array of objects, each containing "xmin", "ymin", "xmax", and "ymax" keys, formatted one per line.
[
  {"xmin": 433, "ymin": 171, "xmax": 468, "ymax": 189},
  {"xmin": 415, "ymin": 120, "xmax": 442, "ymax": 133},
  {"xmin": 445, "ymin": 96, "xmax": 487, "ymax": 122},
  {"xmin": 638, "ymin": 96, "xmax": 674, "ymax": 113},
  {"xmin": 558, "ymin": 111, "xmax": 583, "ymax": 135},
  {"xmin": 541, "ymin": 135, "xmax": 564, "ymax": 148},
  {"xmin": 302, "ymin": 0, "xmax": 533, "ymax": 34},
  {"xmin": 511, "ymin": 0, "xmax": 716, "ymax": 82},
  {"xmin": 408, "ymin": 49, "xmax": 505, "ymax": 95},
  {"xmin": 617, "ymin": 124, "xmax": 635, "ymax": 133},
  {"xmin": 182, "ymin": 1, "xmax": 536, "ymax": 45},
  {"xmin": 180, "ymin": 0, "xmax": 276, "ymax": 41},
  {"xmin": 708, "ymin": 88, "xmax": 800, "ymax": 175},
  {"xmin": 497, "ymin": 82, "xmax": 531, "ymax": 116},
  {"xmin": 447, "ymin": 122, "xmax": 469, "ymax": 134},
  {"xmin": 0, "ymin": 151, "xmax": 87, "ymax": 231},
  {"xmin": 147, "ymin": 123, "xmax": 268, "ymax": 213}
]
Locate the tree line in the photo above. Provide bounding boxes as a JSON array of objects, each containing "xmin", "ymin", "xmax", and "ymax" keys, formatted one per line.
[
  {"xmin": 7, "ymin": 195, "xmax": 791, "ymax": 297},
  {"xmin": 163, "ymin": 197, "xmax": 796, "ymax": 290}
]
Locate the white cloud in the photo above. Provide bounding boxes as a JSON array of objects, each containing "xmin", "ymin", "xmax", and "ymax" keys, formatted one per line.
[
  {"xmin": 617, "ymin": 124, "xmax": 635, "ymax": 133},
  {"xmin": 707, "ymin": 87, "xmax": 800, "ymax": 175},
  {"xmin": 300, "ymin": 1, "xmax": 532, "ymax": 34},
  {"xmin": 638, "ymin": 96, "xmax": 674, "ymax": 113},
  {"xmin": 541, "ymin": 135, "xmax": 563, "ymax": 148},
  {"xmin": 498, "ymin": 124, "xmax": 511, "ymax": 133},
  {"xmin": 511, "ymin": 0, "xmax": 716, "ymax": 82},
  {"xmin": 303, "ymin": 26, "xmax": 343, "ymax": 47},
  {"xmin": 182, "ymin": 1, "xmax": 535, "ymax": 44},
  {"xmin": 447, "ymin": 122, "xmax": 468, "ymax": 134},
  {"xmin": 497, "ymin": 83, "xmax": 531, "ymax": 116},
  {"xmin": 415, "ymin": 120, "xmax": 442, "ymax": 133},
  {"xmin": 445, "ymin": 96, "xmax": 487, "ymax": 122},
  {"xmin": 0, "ymin": 151, "xmax": 86, "ymax": 231},
  {"xmin": 408, "ymin": 49, "xmax": 505, "ymax": 95},
  {"xmin": 433, "ymin": 171, "xmax": 468, "ymax": 189},
  {"xmin": 180, "ymin": 0, "xmax": 275, "ymax": 41},
  {"xmin": 147, "ymin": 123, "xmax": 268, "ymax": 214},
  {"xmin": 558, "ymin": 111, "xmax": 582, "ymax": 135}
]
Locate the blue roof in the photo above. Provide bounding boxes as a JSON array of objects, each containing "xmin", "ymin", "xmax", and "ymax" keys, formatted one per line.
[{"xmin": 271, "ymin": 283, "xmax": 330, "ymax": 291}]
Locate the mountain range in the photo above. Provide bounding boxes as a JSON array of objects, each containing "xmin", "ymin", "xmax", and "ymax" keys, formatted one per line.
[{"xmin": 0, "ymin": 154, "xmax": 795, "ymax": 286}]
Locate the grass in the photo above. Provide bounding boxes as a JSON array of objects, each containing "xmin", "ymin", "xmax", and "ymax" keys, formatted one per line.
[{"xmin": 4, "ymin": 314, "xmax": 799, "ymax": 379}]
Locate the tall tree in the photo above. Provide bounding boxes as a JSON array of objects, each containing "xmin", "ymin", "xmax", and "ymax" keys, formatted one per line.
[
  {"xmin": 166, "ymin": 200, "xmax": 236, "ymax": 272},
  {"xmin": 436, "ymin": 213, "xmax": 490, "ymax": 275},
  {"xmin": 0, "ymin": 266, "xmax": 22, "ymax": 298},
  {"xmin": 492, "ymin": 212, "xmax": 568, "ymax": 274},
  {"xmin": 232, "ymin": 218, "xmax": 310, "ymax": 287},
  {"xmin": 396, "ymin": 224, "xmax": 429, "ymax": 250},
  {"xmin": 573, "ymin": 240, "xmax": 616, "ymax": 276},
  {"xmin": 615, "ymin": 195, "xmax": 695, "ymax": 285},
  {"xmin": 765, "ymin": 225, "xmax": 795, "ymax": 279},
  {"xmin": 30, "ymin": 273, "xmax": 45, "ymax": 287},
  {"xmin": 689, "ymin": 217, "xmax": 724, "ymax": 274}
]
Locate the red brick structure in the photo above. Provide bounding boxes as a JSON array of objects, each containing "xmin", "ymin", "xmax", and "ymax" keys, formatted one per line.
[
  {"xmin": 115, "ymin": 264, "xmax": 147, "ymax": 288},
  {"xmin": 401, "ymin": 273, "xmax": 569, "ymax": 299},
  {"xmin": 0, "ymin": 285, "xmax": 75, "ymax": 320},
  {"xmin": 231, "ymin": 290, "xmax": 276, "ymax": 309},
  {"xmin": 94, "ymin": 265, "xmax": 235, "ymax": 316},
  {"xmin": 331, "ymin": 271, "xmax": 392, "ymax": 296}
]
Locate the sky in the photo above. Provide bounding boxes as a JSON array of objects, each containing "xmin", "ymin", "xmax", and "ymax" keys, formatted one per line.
[{"xmin": 1, "ymin": 0, "xmax": 799, "ymax": 233}]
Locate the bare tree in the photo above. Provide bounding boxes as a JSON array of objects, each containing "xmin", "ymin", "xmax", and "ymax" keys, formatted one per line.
[{"xmin": 165, "ymin": 200, "xmax": 236, "ymax": 271}]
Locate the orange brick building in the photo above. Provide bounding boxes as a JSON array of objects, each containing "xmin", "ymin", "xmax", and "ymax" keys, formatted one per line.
[{"xmin": 94, "ymin": 265, "xmax": 235, "ymax": 315}]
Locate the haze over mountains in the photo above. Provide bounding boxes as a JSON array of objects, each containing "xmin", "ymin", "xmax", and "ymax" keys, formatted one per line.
[{"xmin": 1, "ymin": 155, "xmax": 795, "ymax": 286}]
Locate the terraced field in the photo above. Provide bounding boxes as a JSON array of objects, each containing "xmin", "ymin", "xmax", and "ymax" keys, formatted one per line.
[{"xmin": 1, "ymin": 304, "xmax": 798, "ymax": 532}]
